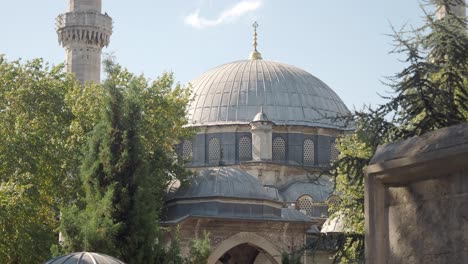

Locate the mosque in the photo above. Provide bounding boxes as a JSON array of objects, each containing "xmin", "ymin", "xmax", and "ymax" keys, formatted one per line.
[{"xmin": 54, "ymin": 0, "xmax": 354, "ymax": 263}]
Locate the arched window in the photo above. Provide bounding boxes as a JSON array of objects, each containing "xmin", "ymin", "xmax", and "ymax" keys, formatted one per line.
[
  {"xmin": 239, "ymin": 136, "xmax": 252, "ymax": 161},
  {"xmin": 327, "ymin": 195, "xmax": 341, "ymax": 214},
  {"xmin": 182, "ymin": 140, "xmax": 193, "ymax": 161},
  {"xmin": 303, "ymin": 139, "xmax": 315, "ymax": 165},
  {"xmin": 272, "ymin": 136, "xmax": 286, "ymax": 161},
  {"xmin": 296, "ymin": 195, "xmax": 314, "ymax": 217},
  {"xmin": 208, "ymin": 138, "xmax": 221, "ymax": 164},
  {"xmin": 330, "ymin": 141, "xmax": 340, "ymax": 161}
]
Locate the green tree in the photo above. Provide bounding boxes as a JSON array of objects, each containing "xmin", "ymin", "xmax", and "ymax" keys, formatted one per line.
[
  {"xmin": 281, "ymin": 252, "xmax": 302, "ymax": 264},
  {"xmin": 185, "ymin": 231, "xmax": 211, "ymax": 264},
  {"xmin": 59, "ymin": 59, "xmax": 193, "ymax": 263},
  {"xmin": 162, "ymin": 227, "xmax": 184, "ymax": 264},
  {"xmin": 0, "ymin": 57, "xmax": 83, "ymax": 263},
  {"xmin": 327, "ymin": 1, "xmax": 468, "ymax": 262}
]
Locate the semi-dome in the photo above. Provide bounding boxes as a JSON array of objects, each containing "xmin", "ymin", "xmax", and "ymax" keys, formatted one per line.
[
  {"xmin": 167, "ymin": 167, "xmax": 276, "ymax": 201},
  {"xmin": 164, "ymin": 167, "xmax": 311, "ymax": 223},
  {"xmin": 45, "ymin": 252, "xmax": 125, "ymax": 264},
  {"xmin": 187, "ymin": 59, "xmax": 349, "ymax": 129},
  {"xmin": 280, "ymin": 179, "xmax": 333, "ymax": 203}
]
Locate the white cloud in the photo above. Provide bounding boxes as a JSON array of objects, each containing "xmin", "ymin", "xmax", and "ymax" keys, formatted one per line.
[{"xmin": 185, "ymin": 0, "xmax": 263, "ymax": 29}]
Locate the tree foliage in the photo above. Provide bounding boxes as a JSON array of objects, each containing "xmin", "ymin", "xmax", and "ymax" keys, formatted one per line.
[
  {"xmin": 0, "ymin": 57, "xmax": 81, "ymax": 263},
  {"xmin": 59, "ymin": 59, "xmax": 193, "ymax": 263},
  {"xmin": 328, "ymin": 1, "xmax": 468, "ymax": 263},
  {"xmin": 186, "ymin": 231, "xmax": 211, "ymax": 264},
  {"xmin": 0, "ymin": 55, "xmax": 192, "ymax": 263},
  {"xmin": 155, "ymin": 227, "xmax": 211, "ymax": 264},
  {"xmin": 281, "ymin": 252, "xmax": 302, "ymax": 264}
]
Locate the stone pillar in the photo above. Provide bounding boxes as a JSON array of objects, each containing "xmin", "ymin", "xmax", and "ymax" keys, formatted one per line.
[
  {"xmin": 56, "ymin": 0, "xmax": 112, "ymax": 83},
  {"xmin": 436, "ymin": 0, "xmax": 466, "ymax": 19},
  {"xmin": 250, "ymin": 109, "xmax": 274, "ymax": 161},
  {"xmin": 365, "ymin": 123, "xmax": 468, "ymax": 264}
]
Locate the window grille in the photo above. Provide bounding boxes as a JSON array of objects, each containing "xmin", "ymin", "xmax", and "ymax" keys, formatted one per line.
[
  {"xmin": 327, "ymin": 195, "xmax": 341, "ymax": 214},
  {"xmin": 303, "ymin": 139, "xmax": 315, "ymax": 165},
  {"xmin": 296, "ymin": 195, "xmax": 314, "ymax": 217},
  {"xmin": 330, "ymin": 141, "xmax": 340, "ymax": 161},
  {"xmin": 239, "ymin": 136, "xmax": 252, "ymax": 161},
  {"xmin": 182, "ymin": 141, "xmax": 193, "ymax": 161},
  {"xmin": 272, "ymin": 137, "xmax": 285, "ymax": 161},
  {"xmin": 208, "ymin": 138, "xmax": 221, "ymax": 164}
]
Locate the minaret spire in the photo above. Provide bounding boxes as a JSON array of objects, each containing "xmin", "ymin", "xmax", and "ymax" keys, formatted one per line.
[
  {"xmin": 249, "ymin": 21, "xmax": 263, "ymax": 60},
  {"xmin": 56, "ymin": 0, "xmax": 113, "ymax": 83}
]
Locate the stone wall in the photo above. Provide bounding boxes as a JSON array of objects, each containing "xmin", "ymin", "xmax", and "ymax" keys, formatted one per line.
[
  {"xmin": 164, "ymin": 217, "xmax": 308, "ymax": 264},
  {"xmin": 365, "ymin": 123, "xmax": 468, "ymax": 264}
]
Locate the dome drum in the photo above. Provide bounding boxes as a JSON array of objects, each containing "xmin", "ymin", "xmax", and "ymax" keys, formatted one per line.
[{"xmin": 179, "ymin": 131, "xmax": 338, "ymax": 167}]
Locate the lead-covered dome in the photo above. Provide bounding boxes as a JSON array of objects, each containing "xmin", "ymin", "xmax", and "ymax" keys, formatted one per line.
[
  {"xmin": 163, "ymin": 168, "xmax": 311, "ymax": 223},
  {"xmin": 45, "ymin": 252, "xmax": 125, "ymax": 264},
  {"xmin": 167, "ymin": 167, "xmax": 276, "ymax": 200},
  {"xmin": 187, "ymin": 59, "xmax": 349, "ymax": 129}
]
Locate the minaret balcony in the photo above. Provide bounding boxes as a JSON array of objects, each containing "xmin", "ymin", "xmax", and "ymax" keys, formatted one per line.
[
  {"xmin": 56, "ymin": 11, "xmax": 112, "ymax": 36},
  {"xmin": 56, "ymin": 12, "xmax": 112, "ymax": 48}
]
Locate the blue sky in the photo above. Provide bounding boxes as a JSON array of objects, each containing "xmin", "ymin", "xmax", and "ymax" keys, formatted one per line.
[{"xmin": 0, "ymin": 0, "xmax": 438, "ymax": 109}]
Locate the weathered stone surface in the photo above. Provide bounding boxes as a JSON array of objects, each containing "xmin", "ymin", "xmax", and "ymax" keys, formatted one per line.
[
  {"xmin": 163, "ymin": 218, "xmax": 308, "ymax": 264},
  {"xmin": 386, "ymin": 172, "xmax": 468, "ymax": 264},
  {"xmin": 365, "ymin": 122, "xmax": 468, "ymax": 264},
  {"xmin": 370, "ymin": 122, "xmax": 468, "ymax": 164}
]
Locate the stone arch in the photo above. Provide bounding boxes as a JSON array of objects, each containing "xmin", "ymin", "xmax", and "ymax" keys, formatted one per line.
[{"xmin": 208, "ymin": 232, "xmax": 282, "ymax": 264}]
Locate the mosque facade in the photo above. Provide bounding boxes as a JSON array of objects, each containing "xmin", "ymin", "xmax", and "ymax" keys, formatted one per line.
[
  {"xmin": 163, "ymin": 26, "xmax": 351, "ymax": 263},
  {"xmin": 57, "ymin": 1, "xmax": 357, "ymax": 263}
]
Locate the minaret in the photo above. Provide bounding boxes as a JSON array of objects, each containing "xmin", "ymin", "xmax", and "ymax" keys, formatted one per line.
[
  {"xmin": 56, "ymin": 0, "xmax": 113, "ymax": 83},
  {"xmin": 436, "ymin": 0, "xmax": 466, "ymax": 19}
]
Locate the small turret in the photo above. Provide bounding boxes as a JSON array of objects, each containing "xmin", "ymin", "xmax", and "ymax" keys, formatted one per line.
[{"xmin": 250, "ymin": 106, "xmax": 274, "ymax": 161}]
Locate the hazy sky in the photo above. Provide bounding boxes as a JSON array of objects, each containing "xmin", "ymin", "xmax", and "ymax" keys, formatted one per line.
[{"xmin": 0, "ymin": 0, "xmax": 440, "ymax": 109}]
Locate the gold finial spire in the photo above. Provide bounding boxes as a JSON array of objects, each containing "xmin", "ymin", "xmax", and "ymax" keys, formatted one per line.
[
  {"xmin": 249, "ymin": 21, "xmax": 263, "ymax": 60},
  {"xmin": 253, "ymin": 21, "xmax": 259, "ymax": 52}
]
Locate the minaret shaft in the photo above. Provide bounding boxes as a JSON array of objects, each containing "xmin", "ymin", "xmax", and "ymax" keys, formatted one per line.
[
  {"xmin": 437, "ymin": 0, "xmax": 466, "ymax": 19},
  {"xmin": 68, "ymin": 0, "xmax": 102, "ymax": 12},
  {"xmin": 57, "ymin": 0, "xmax": 112, "ymax": 83}
]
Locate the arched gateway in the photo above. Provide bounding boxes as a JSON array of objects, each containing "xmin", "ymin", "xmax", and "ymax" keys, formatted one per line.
[{"xmin": 208, "ymin": 232, "xmax": 281, "ymax": 264}]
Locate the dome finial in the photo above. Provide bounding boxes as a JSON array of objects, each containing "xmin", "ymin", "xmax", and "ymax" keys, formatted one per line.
[{"xmin": 249, "ymin": 21, "xmax": 263, "ymax": 60}]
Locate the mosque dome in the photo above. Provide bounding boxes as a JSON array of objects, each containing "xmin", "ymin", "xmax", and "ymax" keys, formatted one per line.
[
  {"xmin": 187, "ymin": 59, "xmax": 349, "ymax": 129},
  {"xmin": 45, "ymin": 252, "xmax": 125, "ymax": 264}
]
